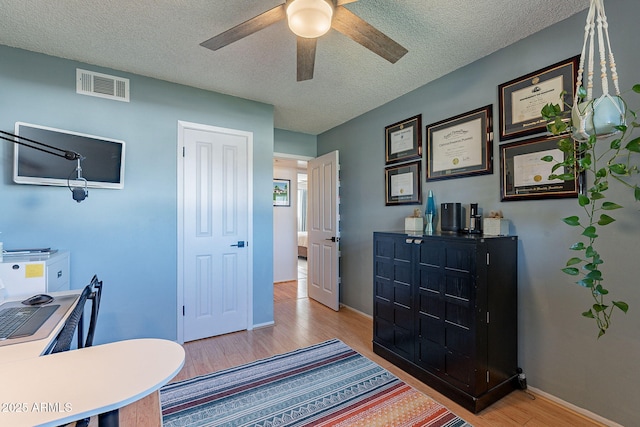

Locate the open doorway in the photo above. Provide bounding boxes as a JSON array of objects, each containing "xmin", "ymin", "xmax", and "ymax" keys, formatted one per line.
[
  {"xmin": 296, "ymin": 171, "xmax": 308, "ymax": 295},
  {"xmin": 273, "ymin": 157, "xmax": 308, "ymax": 301}
]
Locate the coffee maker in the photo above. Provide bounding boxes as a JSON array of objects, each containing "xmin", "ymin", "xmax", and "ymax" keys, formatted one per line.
[{"xmin": 468, "ymin": 203, "xmax": 482, "ymax": 234}]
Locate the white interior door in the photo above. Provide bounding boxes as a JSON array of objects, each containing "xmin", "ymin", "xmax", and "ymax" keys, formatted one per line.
[
  {"xmin": 177, "ymin": 121, "xmax": 253, "ymax": 343},
  {"xmin": 307, "ymin": 151, "xmax": 340, "ymax": 311}
]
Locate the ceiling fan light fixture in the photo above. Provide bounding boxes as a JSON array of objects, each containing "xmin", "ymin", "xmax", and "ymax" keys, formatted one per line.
[{"xmin": 286, "ymin": 0, "xmax": 334, "ymax": 39}]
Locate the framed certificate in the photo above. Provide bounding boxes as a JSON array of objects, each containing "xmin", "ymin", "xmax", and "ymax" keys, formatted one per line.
[
  {"xmin": 385, "ymin": 161, "xmax": 421, "ymax": 205},
  {"xmin": 426, "ymin": 105, "xmax": 493, "ymax": 181},
  {"xmin": 500, "ymin": 134, "xmax": 583, "ymax": 201},
  {"xmin": 385, "ymin": 115, "xmax": 422, "ymax": 164},
  {"xmin": 498, "ymin": 55, "xmax": 579, "ymax": 141}
]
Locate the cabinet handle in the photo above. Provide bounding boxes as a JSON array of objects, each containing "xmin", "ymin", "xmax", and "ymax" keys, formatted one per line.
[
  {"xmin": 413, "ymin": 239, "xmax": 423, "ymax": 244},
  {"xmin": 405, "ymin": 238, "xmax": 413, "ymax": 244}
]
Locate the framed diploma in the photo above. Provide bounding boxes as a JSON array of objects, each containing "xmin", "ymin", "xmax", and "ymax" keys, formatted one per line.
[
  {"xmin": 385, "ymin": 115, "xmax": 422, "ymax": 164},
  {"xmin": 498, "ymin": 55, "xmax": 579, "ymax": 141},
  {"xmin": 500, "ymin": 134, "xmax": 583, "ymax": 201},
  {"xmin": 426, "ymin": 105, "xmax": 493, "ymax": 181},
  {"xmin": 385, "ymin": 161, "xmax": 421, "ymax": 206}
]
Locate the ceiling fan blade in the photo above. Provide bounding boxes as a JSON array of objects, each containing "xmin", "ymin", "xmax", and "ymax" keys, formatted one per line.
[
  {"xmin": 331, "ymin": 6, "xmax": 408, "ymax": 64},
  {"xmin": 297, "ymin": 37, "xmax": 317, "ymax": 81},
  {"xmin": 200, "ymin": 4, "xmax": 286, "ymax": 51}
]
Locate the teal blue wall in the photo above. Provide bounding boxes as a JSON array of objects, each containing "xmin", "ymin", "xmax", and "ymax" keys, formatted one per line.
[
  {"xmin": 274, "ymin": 128, "xmax": 317, "ymax": 158},
  {"xmin": 0, "ymin": 45, "xmax": 275, "ymax": 343},
  {"xmin": 318, "ymin": 0, "xmax": 639, "ymax": 424}
]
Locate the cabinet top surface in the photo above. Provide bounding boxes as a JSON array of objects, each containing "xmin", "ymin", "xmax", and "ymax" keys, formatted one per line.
[
  {"xmin": 374, "ymin": 231, "xmax": 517, "ymax": 241},
  {"xmin": 0, "ymin": 250, "xmax": 69, "ymax": 263}
]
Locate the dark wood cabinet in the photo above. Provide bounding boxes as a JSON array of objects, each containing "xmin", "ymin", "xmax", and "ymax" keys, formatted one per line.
[{"xmin": 373, "ymin": 231, "xmax": 518, "ymax": 413}]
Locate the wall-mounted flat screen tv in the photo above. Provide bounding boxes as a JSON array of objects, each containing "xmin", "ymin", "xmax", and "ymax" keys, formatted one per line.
[{"xmin": 13, "ymin": 122, "xmax": 125, "ymax": 189}]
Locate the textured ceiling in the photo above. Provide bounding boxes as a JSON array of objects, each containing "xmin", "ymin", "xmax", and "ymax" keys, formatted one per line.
[{"xmin": 0, "ymin": 0, "xmax": 589, "ymax": 135}]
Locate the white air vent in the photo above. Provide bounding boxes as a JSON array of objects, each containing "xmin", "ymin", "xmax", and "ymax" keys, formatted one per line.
[{"xmin": 76, "ymin": 68, "xmax": 130, "ymax": 102}]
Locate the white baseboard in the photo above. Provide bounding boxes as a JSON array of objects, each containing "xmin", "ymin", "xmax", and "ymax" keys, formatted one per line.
[
  {"xmin": 339, "ymin": 303, "xmax": 372, "ymax": 319},
  {"xmin": 528, "ymin": 386, "xmax": 622, "ymax": 427},
  {"xmin": 252, "ymin": 320, "xmax": 275, "ymax": 329}
]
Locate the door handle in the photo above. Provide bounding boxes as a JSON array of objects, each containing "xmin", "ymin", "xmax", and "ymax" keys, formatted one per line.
[
  {"xmin": 325, "ymin": 237, "xmax": 339, "ymax": 242},
  {"xmin": 230, "ymin": 241, "xmax": 245, "ymax": 248}
]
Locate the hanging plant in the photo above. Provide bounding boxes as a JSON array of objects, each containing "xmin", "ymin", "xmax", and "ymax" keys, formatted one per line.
[
  {"xmin": 540, "ymin": 0, "xmax": 640, "ymax": 337},
  {"xmin": 542, "ymin": 86, "xmax": 639, "ymax": 338}
]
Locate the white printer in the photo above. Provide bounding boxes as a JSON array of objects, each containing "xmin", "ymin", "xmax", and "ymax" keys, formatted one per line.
[{"xmin": 0, "ymin": 251, "xmax": 70, "ymax": 299}]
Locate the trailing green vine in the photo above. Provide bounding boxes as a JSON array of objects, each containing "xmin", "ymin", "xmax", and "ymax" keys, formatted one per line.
[{"xmin": 541, "ymin": 85, "xmax": 640, "ymax": 338}]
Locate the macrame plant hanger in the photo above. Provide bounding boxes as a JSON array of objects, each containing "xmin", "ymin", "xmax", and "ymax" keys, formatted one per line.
[{"xmin": 572, "ymin": 0, "xmax": 626, "ymax": 141}]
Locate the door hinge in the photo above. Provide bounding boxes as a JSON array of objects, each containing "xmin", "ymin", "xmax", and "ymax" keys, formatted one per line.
[{"xmin": 182, "ymin": 146, "xmax": 185, "ymax": 157}]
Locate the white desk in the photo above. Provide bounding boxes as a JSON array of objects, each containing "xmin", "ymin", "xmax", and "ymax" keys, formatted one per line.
[
  {"xmin": 0, "ymin": 338, "xmax": 185, "ymax": 426},
  {"xmin": 0, "ymin": 292, "xmax": 185, "ymax": 426}
]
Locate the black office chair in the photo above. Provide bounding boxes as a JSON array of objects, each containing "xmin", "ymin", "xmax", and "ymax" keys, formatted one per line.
[
  {"xmin": 52, "ymin": 276, "xmax": 103, "ymax": 427},
  {"xmin": 75, "ymin": 276, "xmax": 104, "ymax": 427},
  {"xmin": 50, "ymin": 284, "xmax": 92, "ymax": 354},
  {"xmin": 79, "ymin": 275, "xmax": 103, "ymax": 348}
]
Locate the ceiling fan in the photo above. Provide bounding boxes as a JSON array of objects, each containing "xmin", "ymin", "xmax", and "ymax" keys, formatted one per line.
[{"xmin": 200, "ymin": 0, "xmax": 408, "ymax": 81}]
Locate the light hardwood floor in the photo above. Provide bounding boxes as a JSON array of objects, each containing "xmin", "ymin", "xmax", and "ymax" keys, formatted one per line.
[{"xmin": 106, "ymin": 271, "xmax": 605, "ymax": 426}]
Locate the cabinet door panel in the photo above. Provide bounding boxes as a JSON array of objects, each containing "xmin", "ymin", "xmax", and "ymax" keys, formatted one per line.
[
  {"xmin": 394, "ymin": 326, "xmax": 414, "ymax": 355},
  {"xmin": 375, "ymin": 299, "xmax": 393, "ymax": 322},
  {"xmin": 394, "ymin": 305, "xmax": 413, "ymax": 328},
  {"xmin": 419, "ymin": 290, "xmax": 442, "ymax": 319},
  {"xmin": 444, "ymin": 275, "xmax": 472, "ymax": 302},
  {"xmin": 419, "ymin": 242, "xmax": 442, "ymax": 266},
  {"xmin": 394, "ymin": 283, "xmax": 412, "ymax": 307},
  {"xmin": 419, "ymin": 267, "xmax": 440, "ymax": 292},
  {"xmin": 375, "ymin": 259, "xmax": 393, "ymax": 279},
  {"xmin": 418, "ymin": 336, "xmax": 445, "ymax": 372},
  {"xmin": 394, "ymin": 241, "xmax": 413, "ymax": 262},
  {"xmin": 374, "ymin": 237, "xmax": 394, "ymax": 258},
  {"xmin": 374, "ymin": 316, "xmax": 393, "ymax": 343},
  {"xmin": 375, "ymin": 277, "xmax": 392, "ymax": 301},
  {"xmin": 394, "ymin": 262, "xmax": 412, "ymax": 286},
  {"xmin": 419, "ymin": 314, "xmax": 444, "ymax": 344},
  {"xmin": 444, "ymin": 245, "xmax": 474, "ymax": 273},
  {"xmin": 444, "ymin": 301, "xmax": 472, "ymax": 330},
  {"xmin": 445, "ymin": 351, "xmax": 473, "ymax": 389},
  {"xmin": 445, "ymin": 323, "xmax": 472, "ymax": 355}
]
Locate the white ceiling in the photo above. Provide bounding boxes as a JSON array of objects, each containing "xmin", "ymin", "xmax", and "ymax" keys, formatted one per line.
[{"xmin": 0, "ymin": 0, "xmax": 588, "ymax": 135}]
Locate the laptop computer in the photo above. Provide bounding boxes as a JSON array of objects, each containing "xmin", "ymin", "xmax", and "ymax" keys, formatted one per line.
[{"xmin": 0, "ymin": 294, "xmax": 79, "ymax": 347}]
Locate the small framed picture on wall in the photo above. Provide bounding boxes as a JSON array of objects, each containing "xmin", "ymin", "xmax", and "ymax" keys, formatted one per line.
[{"xmin": 273, "ymin": 179, "xmax": 291, "ymax": 206}]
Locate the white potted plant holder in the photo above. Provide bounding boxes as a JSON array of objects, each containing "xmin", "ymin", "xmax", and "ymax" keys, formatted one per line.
[
  {"xmin": 572, "ymin": 94, "xmax": 625, "ymax": 141},
  {"xmin": 571, "ymin": 0, "xmax": 626, "ymax": 142}
]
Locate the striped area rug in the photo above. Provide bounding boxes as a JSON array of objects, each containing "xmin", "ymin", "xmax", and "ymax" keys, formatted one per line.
[{"xmin": 160, "ymin": 339, "xmax": 471, "ymax": 427}]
